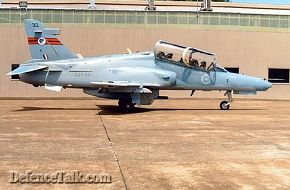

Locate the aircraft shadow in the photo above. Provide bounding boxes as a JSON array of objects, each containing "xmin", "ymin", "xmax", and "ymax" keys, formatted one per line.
[
  {"xmin": 96, "ymin": 104, "xmax": 266, "ymax": 115},
  {"xmin": 14, "ymin": 106, "xmax": 100, "ymax": 112},
  {"xmin": 13, "ymin": 105, "xmax": 266, "ymax": 114}
]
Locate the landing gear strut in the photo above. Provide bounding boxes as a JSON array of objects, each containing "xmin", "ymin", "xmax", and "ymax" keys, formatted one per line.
[
  {"xmin": 118, "ymin": 98, "xmax": 135, "ymax": 112},
  {"xmin": 220, "ymin": 90, "xmax": 232, "ymax": 110}
]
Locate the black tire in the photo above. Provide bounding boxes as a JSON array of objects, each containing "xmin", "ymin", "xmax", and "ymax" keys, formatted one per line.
[
  {"xmin": 220, "ymin": 101, "xmax": 230, "ymax": 110},
  {"xmin": 118, "ymin": 99, "xmax": 135, "ymax": 113}
]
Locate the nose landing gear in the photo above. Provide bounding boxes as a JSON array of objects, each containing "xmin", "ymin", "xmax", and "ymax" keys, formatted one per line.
[{"xmin": 220, "ymin": 90, "xmax": 232, "ymax": 110}]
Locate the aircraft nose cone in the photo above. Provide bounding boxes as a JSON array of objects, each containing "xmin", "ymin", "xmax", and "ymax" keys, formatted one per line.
[
  {"xmin": 265, "ymin": 81, "xmax": 272, "ymax": 89},
  {"xmin": 258, "ymin": 80, "xmax": 272, "ymax": 91}
]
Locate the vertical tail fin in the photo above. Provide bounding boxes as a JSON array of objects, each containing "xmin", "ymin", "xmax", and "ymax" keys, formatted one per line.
[{"xmin": 24, "ymin": 19, "xmax": 77, "ymax": 61}]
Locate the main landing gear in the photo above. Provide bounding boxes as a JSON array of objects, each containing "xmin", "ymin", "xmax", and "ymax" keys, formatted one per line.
[
  {"xmin": 220, "ymin": 90, "xmax": 233, "ymax": 110},
  {"xmin": 118, "ymin": 98, "xmax": 135, "ymax": 113}
]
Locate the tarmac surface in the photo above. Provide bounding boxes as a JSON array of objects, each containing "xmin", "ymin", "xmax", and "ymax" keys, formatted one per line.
[{"xmin": 0, "ymin": 99, "xmax": 289, "ymax": 190}]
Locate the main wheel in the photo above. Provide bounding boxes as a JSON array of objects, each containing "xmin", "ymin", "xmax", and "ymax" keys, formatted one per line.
[
  {"xmin": 118, "ymin": 99, "xmax": 135, "ymax": 113},
  {"xmin": 220, "ymin": 101, "xmax": 230, "ymax": 110}
]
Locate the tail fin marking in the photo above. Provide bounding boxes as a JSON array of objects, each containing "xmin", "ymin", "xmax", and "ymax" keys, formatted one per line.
[{"xmin": 24, "ymin": 19, "xmax": 77, "ymax": 61}]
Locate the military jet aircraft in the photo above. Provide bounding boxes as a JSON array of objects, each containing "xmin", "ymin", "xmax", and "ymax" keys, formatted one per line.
[{"xmin": 7, "ymin": 19, "xmax": 272, "ymax": 112}]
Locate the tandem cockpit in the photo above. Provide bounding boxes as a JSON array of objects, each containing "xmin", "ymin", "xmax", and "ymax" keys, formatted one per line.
[{"xmin": 154, "ymin": 40, "xmax": 226, "ymax": 72}]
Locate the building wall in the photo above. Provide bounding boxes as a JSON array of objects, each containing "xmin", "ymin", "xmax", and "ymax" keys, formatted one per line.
[{"xmin": 0, "ymin": 9, "xmax": 289, "ymax": 99}]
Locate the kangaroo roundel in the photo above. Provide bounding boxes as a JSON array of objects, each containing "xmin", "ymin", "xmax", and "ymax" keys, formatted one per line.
[
  {"xmin": 37, "ymin": 37, "xmax": 46, "ymax": 45},
  {"xmin": 201, "ymin": 74, "xmax": 211, "ymax": 85}
]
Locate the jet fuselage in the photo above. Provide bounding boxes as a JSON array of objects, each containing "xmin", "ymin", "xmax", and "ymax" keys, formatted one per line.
[{"xmin": 19, "ymin": 52, "xmax": 272, "ymax": 93}]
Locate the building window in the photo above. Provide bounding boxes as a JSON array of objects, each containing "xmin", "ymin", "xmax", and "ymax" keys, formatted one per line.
[
  {"xmin": 268, "ymin": 68, "xmax": 289, "ymax": 83},
  {"xmin": 11, "ymin": 64, "xmax": 20, "ymax": 80},
  {"xmin": 225, "ymin": 67, "xmax": 239, "ymax": 74}
]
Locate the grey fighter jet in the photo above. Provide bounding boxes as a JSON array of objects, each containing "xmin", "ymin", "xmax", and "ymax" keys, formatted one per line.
[{"xmin": 7, "ymin": 19, "xmax": 272, "ymax": 112}]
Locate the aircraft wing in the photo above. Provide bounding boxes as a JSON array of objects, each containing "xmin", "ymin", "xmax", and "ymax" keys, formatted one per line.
[
  {"xmin": 6, "ymin": 65, "xmax": 48, "ymax": 75},
  {"xmin": 90, "ymin": 81, "xmax": 142, "ymax": 88},
  {"xmin": 90, "ymin": 81, "xmax": 161, "ymax": 88}
]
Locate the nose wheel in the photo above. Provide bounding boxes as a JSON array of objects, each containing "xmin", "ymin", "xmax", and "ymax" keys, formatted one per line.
[
  {"xmin": 220, "ymin": 90, "xmax": 232, "ymax": 110},
  {"xmin": 220, "ymin": 100, "xmax": 230, "ymax": 110}
]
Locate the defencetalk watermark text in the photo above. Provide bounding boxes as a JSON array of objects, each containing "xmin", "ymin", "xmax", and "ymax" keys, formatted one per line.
[{"xmin": 9, "ymin": 170, "xmax": 112, "ymax": 184}]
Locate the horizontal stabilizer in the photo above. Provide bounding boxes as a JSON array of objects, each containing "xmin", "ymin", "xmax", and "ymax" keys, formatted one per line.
[
  {"xmin": 6, "ymin": 65, "xmax": 47, "ymax": 75},
  {"xmin": 45, "ymin": 84, "xmax": 62, "ymax": 92}
]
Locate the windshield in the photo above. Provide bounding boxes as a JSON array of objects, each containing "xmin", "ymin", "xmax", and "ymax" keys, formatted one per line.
[
  {"xmin": 154, "ymin": 41, "xmax": 218, "ymax": 71},
  {"xmin": 215, "ymin": 64, "xmax": 228, "ymax": 72}
]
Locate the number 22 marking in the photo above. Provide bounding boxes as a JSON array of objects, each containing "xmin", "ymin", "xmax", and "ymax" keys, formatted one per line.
[{"xmin": 32, "ymin": 23, "xmax": 39, "ymax": 27}]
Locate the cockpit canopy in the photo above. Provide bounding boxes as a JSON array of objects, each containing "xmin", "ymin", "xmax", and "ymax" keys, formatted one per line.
[{"xmin": 154, "ymin": 40, "xmax": 217, "ymax": 70}]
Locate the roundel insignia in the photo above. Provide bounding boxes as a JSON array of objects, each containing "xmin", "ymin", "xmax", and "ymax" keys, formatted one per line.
[
  {"xmin": 201, "ymin": 75, "xmax": 211, "ymax": 85},
  {"xmin": 37, "ymin": 37, "xmax": 46, "ymax": 45}
]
